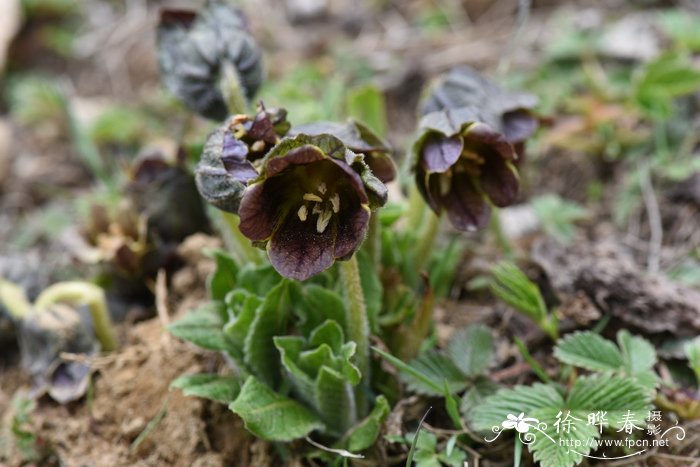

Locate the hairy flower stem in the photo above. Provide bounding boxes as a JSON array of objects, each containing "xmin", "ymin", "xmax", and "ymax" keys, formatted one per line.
[
  {"xmin": 365, "ymin": 214, "xmax": 380, "ymax": 266},
  {"xmin": 340, "ymin": 255, "xmax": 369, "ymax": 416},
  {"xmin": 414, "ymin": 211, "xmax": 441, "ymax": 273},
  {"xmin": 34, "ymin": 282, "xmax": 118, "ymax": 351},
  {"xmin": 0, "ymin": 279, "xmax": 32, "ymax": 319}
]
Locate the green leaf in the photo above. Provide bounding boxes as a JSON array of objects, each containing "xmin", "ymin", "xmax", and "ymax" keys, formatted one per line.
[
  {"xmin": 402, "ymin": 350, "xmax": 467, "ymax": 396},
  {"xmin": 531, "ymin": 195, "xmax": 588, "ymax": 244},
  {"xmin": 373, "ymin": 346, "xmax": 443, "ymax": 395},
  {"xmin": 295, "ymin": 284, "xmax": 347, "ymax": 335},
  {"xmin": 528, "ymin": 407, "xmax": 599, "ymax": 467},
  {"xmin": 167, "ymin": 302, "xmax": 231, "ymax": 351},
  {"xmin": 685, "ymin": 338, "xmax": 700, "ymax": 383},
  {"xmin": 230, "ymin": 376, "xmax": 324, "ymax": 441},
  {"xmin": 470, "ymin": 383, "xmax": 564, "ymax": 432},
  {"xmin": 447, "ymin": 324, "xmax": 494, "ymax": 377},
  {"xmin": 244, "ymin": 282, "xmax": 291, "ymax": 387},
  {"xmin": 617, "ymin": 330, "xmax": 658, "ymax": 390},
  {"xmin": 206, "ymin": 249, "xmax": 238, "ymax": 301},
  {"xmin": 223, "ymin": 291, "xmax": 263, "ymax": 350},
  {"xmin": 237, "ymin": 263, "xmax": 282, "ymax": 297},
  {"xmin": 342, "ymin": 395, "xmax": 390, "ymax": 452},
  {"xmin": 490, "ymin": 262, "xmax": 548, "ymax": 323},
  {"xmin": 315, "ymin": 367, "xmax": 357, "ymax": 436},
  {"xmin": 554, "ymin": 331, "xmax": 624, "ymax": 372},
  {"xmin": 171, "ymin": 374, "xmax": 241, "ymax": 404},
  {"xmin": 567, "ymin": 374, "xmax": 652, "ymax": 429},
  {"xmin": 460, "ymin": 377, "xmax": 500, "ymax": 419},
  {"xmin": 345, "ymin": 84, "xmax": 387, "ymax": 136},
  {"xmin": 444, "ymin": 381, "xmax": 464, "ymax": 430}
]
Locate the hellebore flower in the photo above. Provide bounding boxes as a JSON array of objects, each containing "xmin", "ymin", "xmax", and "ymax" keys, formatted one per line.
[
  {"xmin": 421, "ymin": 66, "xmax": 539, "ymax": 154},
  {"xmin": 413, "ymin": 107, "xmax": 519, "ymax": 231},
  {"xmin": 195, "ymin": 105, "xmax": 290, "ymax": 213},
  {"xmin": 157, "ymin": 1, "xmax": 263, "ymax": 120},
  {"xmin": 292, "ymin": 120, "xmax": 397, "ymax": 182},
  {"xmin": 238, "ymin": 133, "xmax": 387, "ymax": 280}
]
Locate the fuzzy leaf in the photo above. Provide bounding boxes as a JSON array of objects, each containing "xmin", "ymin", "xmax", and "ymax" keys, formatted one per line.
[
  {"xmin": 168, "ymin": 302, "xmax": 231, "ymax": 351},
  {"xmin": 223, "ymin": 291, "xmax": 263, "ymax": 350},
  {"xmin": 243, "ymin": 282, "xmax": 290, "ymax": 387},
  {"xmin": 554, "ymin": 331, "xmax": 624, "ymax": 372},
  {"xmin": 236, "ymin": 264, "xmax": 282, "ymax": 297},
  {"xmin": 171, "ymin": 374, "xmax": 241, "ymax": 404},
  {"xmin": 342, "ymin": 395, "xmax": 390, "ymax": 452},
  {"xmin": 295, "ymin": 284, "xmax": 347, "ymax": 335},
  {"xmin": 447, "ymin": 324, "xmax": 494, "ymax": 377},
  {"xmin": 207, "ymin": 249, "xmax": 239, "ymax": 301},
  {"xmin": 402, "ymin": 350, "xmax": 468, "ymax": 396},
  {"xmin": 314, "ymin": 366, "xmax": 357, "ymax": 436},
  {"xmin": 230, "ymin": 376, "xmax": 324, "ymax": 441}
]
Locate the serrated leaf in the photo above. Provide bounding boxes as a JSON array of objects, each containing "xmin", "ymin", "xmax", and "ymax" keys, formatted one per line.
[
  {"xmin": 617, "ymin": 330, "xmax": 656, "ymax": 374},
  {"xmin": 244, "ymin": 282, "xmax": 290, "ymax": 387},
  {"xmin": 402, "ymin": 350, "xmax": 468, "ymax": 396},
  {"xmin": 171, "ymin": 374, "xmax": 241, "ymax": 404},
  {"xmin": 554, "ymin": 331, "xmax": 624, "ymax": 372},
  {"xmin": 567, "ymin": 374, "xmax": 652, "ymax": 429},
  {"xmin": 460, "ymin": 377, "xmax": 500, "ymax": 419},
  {"xmin": 470, "ymin": 383, "xmax": 564, "ymax": 432},
  {"xmin": 168, "ymin": 302, "xmax": 231, "ymax": 351},
  {"xmin": 447, "ymin": 324, "xmax": 494, "ymax": 377},
  {"xmin": 206, "ymin": 249, "xmax": 238, "ymax": 301},
  {"xmin": 528, "ymin": 407, "xmax": 599, "ymax": 467},
  {"xmin": 341, "ymin": 395, "xmax": 390, "ymax": 452},
  {"xmin": 230, "ymin": 376, "xmax": 324, "ymax": 441}
]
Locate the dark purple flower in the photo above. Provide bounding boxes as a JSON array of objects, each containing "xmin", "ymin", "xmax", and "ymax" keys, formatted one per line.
[
  {"xmin": 413, "ymin": 107, "xmax": 519, "ymax": 231},
  {"xmin": 291, "ymin": 120, "xmax": 397, "ymax": 182},
  {"xmin": 238, "ymin": 134, "xmax": 387, "ymax": 280},
  {"xmin": 157, "ymin": 2, "xmax": 264, "ymax": 121},
  {"xmin": 195, "ymin": 105, "xmax": 290, "ymax": 213},
  {"xmin": 421, "ymin": 66, "xmax": 539, "ymax": 156}
]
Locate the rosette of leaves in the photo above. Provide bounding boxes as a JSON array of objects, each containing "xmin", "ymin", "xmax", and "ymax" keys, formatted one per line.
[
  {"xmin": 421, "ymin": 66, "xmax": 539, "ymax": 152},
  {"xmin": 238, "ymin": 133, "xmax": 387, "ymax": 280},
  {"xmin": 169, "ymin": 255, "xmax": 390, "ymax": 450},
  {"xmin": 157, "ymin": 1, "xmax": 264, "ymax": 120},
  {"xmin": 292, "ymin": 119, "xmax": 397, "ymax": 183},
  {"xmin": 412, "ymin": 107, "xmax": 520, "ymax": 231},
  {"xmin": 195, "ymin": 105, "xmax": 290, "ymax": 213}
]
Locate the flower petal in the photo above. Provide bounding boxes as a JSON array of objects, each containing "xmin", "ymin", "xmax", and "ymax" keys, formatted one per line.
[
  {"xmin": 502, "ymin": 109, "xmax": 539, "ymax": 145},
  {"xmin": 335, "ymin": 205, "xmax": 370, "ymax": 259},
  {"xmin": 238, "ymin": 181, "xmax": 282, "ymax": 241},
  {"xmin": 221, "ymin": 132, "xmax": 258, "ymax": 182},
  {"xmin": 420, "ymin": 133, "xmax": 464, "ymax": 173},
  {"xmin": 463, "ymin": 122, "xmax": 516, "ymax": 161},
  {"xmin": 268, "ymin": 212, "xmax": 336, "ymax": 280},
  {"xmin": 365, "ymin": 152, "xmax": 397, "ymax": 183},
  {"xmin": 479, "ymin": 156, "xmax": 519, "ymax": 208},
  {"xmin": 442, "ymin": 172, "xmax": 490, "ymax": 231},
  {"xmin": 266, "ymin": 144, "xmax": 327, "ymax": 178}
]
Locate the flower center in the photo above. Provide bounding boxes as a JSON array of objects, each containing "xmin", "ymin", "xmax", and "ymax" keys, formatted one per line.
[{"xmin": 297, "ymin": 182, "xmax": 340, "ymax": 233}]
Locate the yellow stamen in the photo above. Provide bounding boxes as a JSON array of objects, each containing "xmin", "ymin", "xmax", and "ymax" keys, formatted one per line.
[
  {"xmin": 330, "ymin": 193, "xmax": 340, "ymax": 213},
  {"xmin": 297, "ymin": 205, "xmax": 308, "ymax": 221},
  {"xmin": 318, "ymin": 182, "xmax": 327, "ymax": 195},
  {"xmin": 250, "ymin": 140, "xmax": 265, "ymax": 152},
  {"xmin": 303, "ymin": 193, "xmax": 323, "ymax": 203},
  {"xmin": 316, "ymin": 209, "xmax": 333, "ymax": 233}
]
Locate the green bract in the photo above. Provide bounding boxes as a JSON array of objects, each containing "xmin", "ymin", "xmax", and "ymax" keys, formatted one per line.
[
  {"xmin": 157, "ymin": 1, "xmax": 264, "ymax": 120},
  {"xmin": 195, "ymin": 105, "xmax": 290, "ymax": 213}
]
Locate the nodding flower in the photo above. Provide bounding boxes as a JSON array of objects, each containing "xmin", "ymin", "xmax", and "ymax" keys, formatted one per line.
[
  {"xmin": 412, "ymin": 107, "xmax": 520, "ymax": 231},
  {"xmin": 157, "ymin": 1, "xmax": 264, "ymax": 121},
  {"xmin": 237, "ymin": 134, "xmax": 387, "ymax": 280}
]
